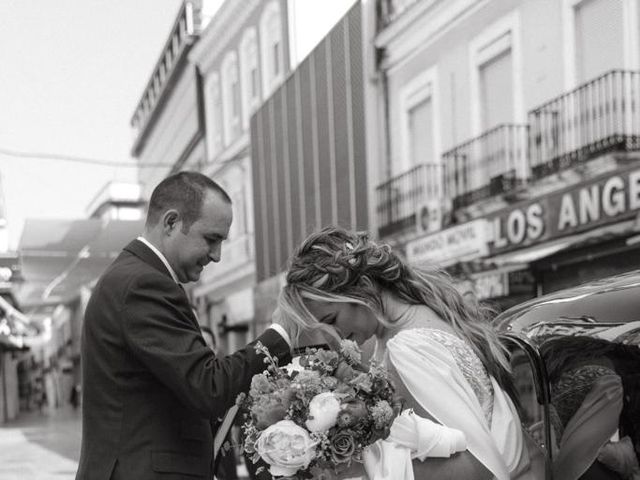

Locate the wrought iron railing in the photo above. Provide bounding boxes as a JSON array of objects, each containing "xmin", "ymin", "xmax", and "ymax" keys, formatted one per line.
[
  {"xmin": 376, "ymin": 163, "xmax": 442, "ymax": 238},
  {"xmin": 442, "ymin": 124, "xmax": 529, "ymax": 210},
  {"xmin": 528, "ymin": 70, "xmax": 640, "ymax": 179},
  {"xmin": 377, "ymin": 0, "xmax": 422, "ymax": 31}
]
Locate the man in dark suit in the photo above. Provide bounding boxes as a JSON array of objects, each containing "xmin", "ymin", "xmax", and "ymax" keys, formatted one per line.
[{"xmin": 76, "ymin": 172, "xmax": 292, "ymax": 480}]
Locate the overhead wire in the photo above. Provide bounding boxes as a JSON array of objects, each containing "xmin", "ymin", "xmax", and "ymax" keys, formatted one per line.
[
  {"xmin": 0, "ymin": 147, "xmax": 172, "ymax": 168},
  {"xmin": 0, "ymin": 145, "xmax": 251, "ymax": 169}
]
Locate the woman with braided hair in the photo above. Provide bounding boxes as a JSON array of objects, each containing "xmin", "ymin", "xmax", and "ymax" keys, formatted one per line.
[{"xmin": 277, "ymin": 226, "xmax": 544, "ymax": 480}]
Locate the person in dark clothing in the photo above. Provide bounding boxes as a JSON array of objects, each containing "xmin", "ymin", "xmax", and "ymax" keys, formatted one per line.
[
  {"xmin": 541, "ymin": 335, "xmax": 640, "ymax": 480},
  {"xmin": 76, "ymin": 172, "xmax": 292, "ymax": 480}
]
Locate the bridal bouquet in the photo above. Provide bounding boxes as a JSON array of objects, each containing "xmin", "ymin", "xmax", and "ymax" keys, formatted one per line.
[{"xmin": 237, "ymin": 339, "xmax": 402, "ymax": 479}]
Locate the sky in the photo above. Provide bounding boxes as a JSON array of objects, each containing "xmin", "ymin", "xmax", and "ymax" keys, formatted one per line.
[
  {"xmin": 0, "ymin": 0, "xmax": 356, "ymax": 250},
  {"xmin": 0, "ymin": 0, "xmax": 183, "ymax": 249}
]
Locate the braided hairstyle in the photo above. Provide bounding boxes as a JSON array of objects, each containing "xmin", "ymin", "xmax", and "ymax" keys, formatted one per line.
[{"xmin": 279, "ymin": 226, "xmax": 514, "ymax": 391}]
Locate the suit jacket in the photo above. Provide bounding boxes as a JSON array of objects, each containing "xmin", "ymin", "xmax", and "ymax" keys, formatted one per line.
[{"xmin": 76, "ymin": 239, "xmax": 291, "ymax": 480}]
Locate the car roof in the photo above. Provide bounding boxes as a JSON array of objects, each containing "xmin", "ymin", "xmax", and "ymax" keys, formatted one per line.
[{"xmin": 494, "ymin": 269, "xmax": 640, "ymax": 336}]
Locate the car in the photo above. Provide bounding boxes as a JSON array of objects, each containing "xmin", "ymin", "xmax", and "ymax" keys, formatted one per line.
[{"xmin": 493, "ymin": 269, "xmax": 640, "ymax": 480}]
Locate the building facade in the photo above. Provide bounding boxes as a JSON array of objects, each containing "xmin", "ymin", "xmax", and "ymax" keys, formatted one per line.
[
  {"xmin": 187, "ymin": 0, "xmax": 291, "ymax": 353},
  {"xmin": 373, "ymin": 0, "xmax": 640, "ymax": 308},
  {"xmin": 131, "ymin": 0, "xmax": 215, "ymax": 198},
  {"xmin": 250, "ymin": 3, "xmax": 370, "ymax": 332}
]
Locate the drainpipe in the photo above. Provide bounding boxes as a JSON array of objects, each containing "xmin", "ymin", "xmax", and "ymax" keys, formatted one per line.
[
  {"xmin": 376, "ymin": 47, "xmax": 394, "ymax": 237},
  {"xmin": 378, "ymin": 48, "xmax": 392, "ymax": 181},
  {"xmin": 1, "ymin": 352, "xmax": 7, "ymax": 423}
]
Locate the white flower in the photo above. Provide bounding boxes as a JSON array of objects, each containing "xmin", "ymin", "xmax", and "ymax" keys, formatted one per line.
[
  {"xmin": 305, "ymin": 392, "xmax": 341, "ymax": 432},
  {"xmin": 255, "ymin": 420, "xmax": 316, "ymax": 477},
  {"xmin": 284, "ymin": 356, "xmax": 304, "ymax": 375}
]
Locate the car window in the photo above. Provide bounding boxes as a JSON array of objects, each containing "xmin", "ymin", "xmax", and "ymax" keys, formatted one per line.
[
  {"xmin": 509, "ymin": 347, "xmax": 546, "ymax": 449},
  {"xmin": 540, "ymin": 335, "xmax": 640, "ymax": 479}
]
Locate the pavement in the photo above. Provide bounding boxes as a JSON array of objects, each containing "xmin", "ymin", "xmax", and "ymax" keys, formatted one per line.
[
  {"xmin": 0, "ymin": 406, "xmax": 81, "ymax": 480},
  {"xmin": 0, "ymin": 406, "xmax": 250, "ymax": 480}
]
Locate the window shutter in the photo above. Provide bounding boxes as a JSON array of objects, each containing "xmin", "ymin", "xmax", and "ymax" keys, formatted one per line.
[
  {"xmin": 575, "ymin": 0, "xmax": 624, "ymax": 83},
  {"xmin": 409, "ymin": 96, "xmax": 434, "ymax": 166},
  {"xmin": 480, "ymin": 49, "xmax": 514, "ymax": 131}
]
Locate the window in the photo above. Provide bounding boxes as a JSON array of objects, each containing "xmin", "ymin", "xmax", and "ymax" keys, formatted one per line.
[
  {"xmin": 260, "ymin": 1, "xmax": 284, "ymax": 97},
  {"xmin": 222, "ymin": 52, "xmax": 242, "ymax": 144},
  {"xmin": 240, "ymin": 28, "xmax": 260, "ymax": 129},
  {"xmin": 408, "ymin": 97, "xmax": 434, "ymax": 167},
  {"xmin": 159, "ymin": 61, "xmax": 167, "ymax": 82},
  {"xmin": 399, "ymin": 66, "xmax": 440, "ymax": 175},
  {"xmin": 563, "ymin": 0, "xmax": 639, "ymax": 88},
  {"xmin": 205, "ymin": 73, "xmax": 223, "ymax": 159},
  {"xmin": 273, "ymin": 41, "xmax": 281, "ymax": 76},
  {"xmin": 171, "ymin": 32, "xmax": 179, "ymax": 58},
  {"xmin": 507, "ymin": 347, "xmax": 545, "ymax": 445},
  {"xmin": 251, "ymin": 68, "xmax": 259, "ymax": 99},
  {"xmin": 230, "ymin": 188, "xmax": 247, "ymax": 239},
  {"xmin": 469, "ymin": 11, "xmax": 523, "ymax": 135},
  {"xmin": 574, "ymin": 0, "xmax": 624, "ymax": 83},
  {"xmin": 479, "ymin": 45, "xmax": 514, "ymax": 131}
]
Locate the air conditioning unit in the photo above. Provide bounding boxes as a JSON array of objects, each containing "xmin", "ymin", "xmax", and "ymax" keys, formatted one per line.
[{"xmin": 416, "ymin": 200, "xmax": 442, "ymax": 234}]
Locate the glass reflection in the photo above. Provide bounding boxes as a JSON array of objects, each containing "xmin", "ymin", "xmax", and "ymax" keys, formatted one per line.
[{"xmin": 540, "ymin": 336, "xmax": 640, "ymax": 480}]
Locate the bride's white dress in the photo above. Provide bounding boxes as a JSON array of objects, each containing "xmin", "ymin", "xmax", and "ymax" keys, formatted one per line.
[{"xmin": 360, "ymin": 306, "xmax": 542, "ymax": 480}]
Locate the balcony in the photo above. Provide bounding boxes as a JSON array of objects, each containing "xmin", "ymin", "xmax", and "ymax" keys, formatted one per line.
[
  {"xmin": 443, "ymin": 124, "xmax": 528, "ymax": 210},
  {"xmin": 529, "ymin": 70, "xmax": 640, "ymax": 180},
  {"xmin": 376, "ymin": 0, "xmax": 422, "ymax": 31},
  {"xmin": 376, "ymin": 163, "xmax": 442, "ymax": 238}
]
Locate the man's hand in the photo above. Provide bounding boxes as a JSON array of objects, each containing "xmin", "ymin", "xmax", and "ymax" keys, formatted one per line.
[{"xmin": 271, "ymin": 307, "xmax": 336, "ymax": 351}]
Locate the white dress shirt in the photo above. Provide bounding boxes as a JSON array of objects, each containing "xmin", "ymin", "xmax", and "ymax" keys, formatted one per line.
[{"xmin": 137, "ymin": 236, "xmax": 178, "ymax": 283}]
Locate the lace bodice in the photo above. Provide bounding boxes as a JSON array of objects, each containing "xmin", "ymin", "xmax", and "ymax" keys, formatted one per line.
[
  {"xmin": 420, "ymin": 329, "xmax": 494, "ymax": 425},
  {"xmin": 376, "ymin": 316, "xmax": 532, "ymax": 480},
  {"xmin": 379, "ymin": 326, "xmax": 495, "ymax": 425}
]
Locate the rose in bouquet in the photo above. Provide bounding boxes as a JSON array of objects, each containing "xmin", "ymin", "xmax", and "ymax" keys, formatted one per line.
[{"xmin": 237, "ymin": 339, "xmax": 402, "ymax": 479}]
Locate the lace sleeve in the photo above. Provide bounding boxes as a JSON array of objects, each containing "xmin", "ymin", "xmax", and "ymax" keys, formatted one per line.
[{"xmin": 384, "ymin": 329, "xmax": 518, "ymax": 480}]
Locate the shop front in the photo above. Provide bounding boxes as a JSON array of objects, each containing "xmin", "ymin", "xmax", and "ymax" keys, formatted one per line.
[
  {"xmin": 487, "ymin": 163, "xmax": 640, "ymax": 295},
  {"xmin": 405, "ymin": 218, "xmax": 535, "ymax": 309},
  {"xmin": 405, "ymin": 163, "xmax": 640, "ymax": 309}
]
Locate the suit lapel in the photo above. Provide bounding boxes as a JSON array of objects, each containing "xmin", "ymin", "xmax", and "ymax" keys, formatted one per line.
[
  {"xmin": 179, "ymin": 286, "xmax": 202, "ymax": 330},
  {"xmin": 123, "ymin": 239, "xmax": 202, "ymax": 330}
]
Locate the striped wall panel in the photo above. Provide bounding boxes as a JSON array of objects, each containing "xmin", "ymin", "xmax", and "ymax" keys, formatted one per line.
[{"xmin": 250, "ymin": 3, "xmax": 367, "ymax": 282}]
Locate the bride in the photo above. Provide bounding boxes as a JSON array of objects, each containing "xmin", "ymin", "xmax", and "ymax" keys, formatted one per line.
[{"xmin": 277, "ymin": 226, "xmax": 544, "ymax": 480}]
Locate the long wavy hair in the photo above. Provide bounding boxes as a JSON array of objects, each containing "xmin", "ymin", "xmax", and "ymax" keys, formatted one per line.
[{"xmin": 278, "ymin": 226, "xmax": 514, "ymax": 391}]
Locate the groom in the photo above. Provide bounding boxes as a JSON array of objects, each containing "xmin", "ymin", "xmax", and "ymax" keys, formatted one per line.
[{"xmin": 76, "ymin": 172, "xmax": 292, "ymax": 480}]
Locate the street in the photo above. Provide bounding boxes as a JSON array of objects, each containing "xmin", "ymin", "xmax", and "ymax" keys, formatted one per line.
[
  {"xmin": 0, "ymin": 407, "xmax": 81, "ymax": 480},
  {"xmin": 0, "ymin": 406, "xmax": 251, "ymax": 480}
]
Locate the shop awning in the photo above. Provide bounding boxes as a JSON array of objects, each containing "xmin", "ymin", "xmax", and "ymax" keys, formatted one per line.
[
  {"xmin": 17, "ymin": 218, "xmax": 144, "ymax": 307},
  {"xmin": 486, "ymin": 220, "xmax": 637, "ymax": 268},
  {"xmin": 487, "ymin": 237, "xmax": 575, "ymax": 267},
  {"xmin": 0, "ymin": 333, "xmax": 28, "ymax": 352},
  {"xmin": 0, "ymin": 294, "xmax": 30, "ymax": 330}
]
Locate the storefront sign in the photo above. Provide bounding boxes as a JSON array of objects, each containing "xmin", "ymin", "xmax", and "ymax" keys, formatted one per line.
[
  {"xmin": 406, "ymin": 219, "xmax": 489, "ymax": 267},
  {"xmin": 472, "ymin": 271, "xmax": 508, "ymax": 299},
  {"xmin": 489, "ymin": 165, "xmax": 640, "ymax": 255},
  {"xmin": 456, "ymin": 268, "xmax": 534, "ymax": 300},
  {"xmin": 507, "ymin": 269, "xmax": 535, "ymax": 295}
]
